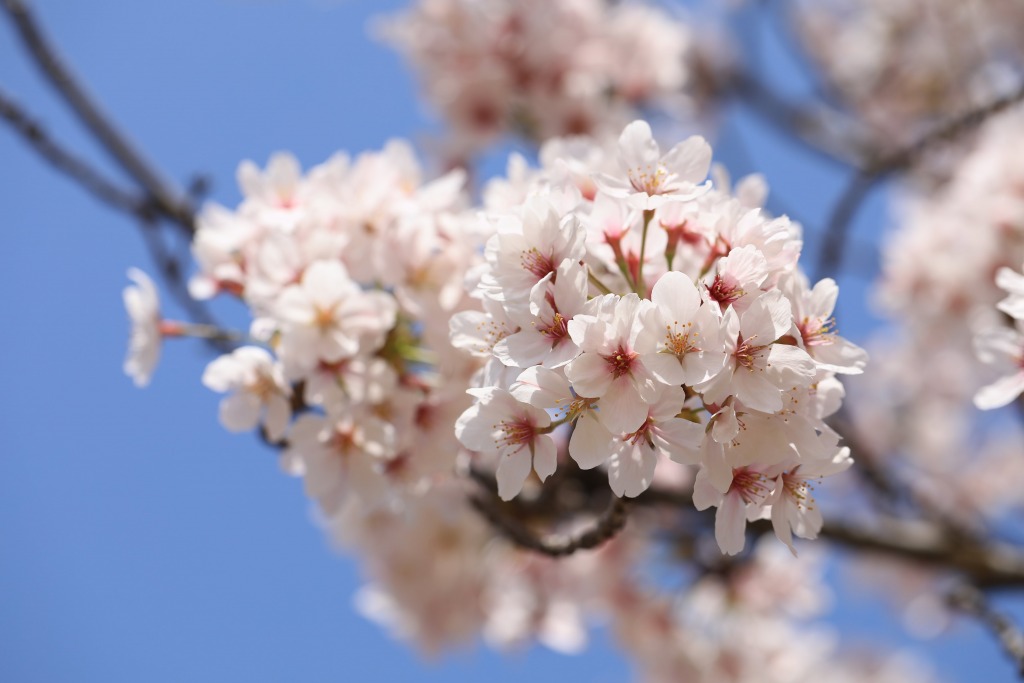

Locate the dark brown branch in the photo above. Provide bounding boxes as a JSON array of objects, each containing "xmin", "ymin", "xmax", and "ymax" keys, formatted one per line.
[
  {"xmin": 948, "ymin": 585, "xmax": 1024, "ymax": 676},
  {"xmin": 816, "ymin": 82, "xmax": 1024, "ymax": 279},
  {"xmin": 0, "ymin": 87, "xmax": 154, "ymax": 219},
  {"xmin": 631, "ymin": 485, "xmax": 1024, "ymax": 587},
  {"xmin": 470, "ymin": 486, "xmax": 630, "ymax": 558},
  {"xmin": 2, "ymin": 0, "xmax": 195, "ymax": 233},
  {"xmin": 821, "ymin": 519, "xmax": 1024, "ymax": 589}
]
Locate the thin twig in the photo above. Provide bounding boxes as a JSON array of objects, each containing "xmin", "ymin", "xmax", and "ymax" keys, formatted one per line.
[
  {"xmin": 948, "ymin": 584, "xmax": 1024, "ymax": 676},
  {"xmin": 2, "ymin": 0, "xmax": 195, "ymax": 233},
  {"xmin": 816, "ymin": 82, "xmax": 1024, "ymax": 279},
  {"xmin": 0, "ymin": 88, "xmax": 152, "ymax": 219}
]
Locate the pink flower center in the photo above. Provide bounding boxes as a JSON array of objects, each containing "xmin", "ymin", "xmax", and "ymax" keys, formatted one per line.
[
  {"xmin": 734, "ymin": 335, "xmax": 764, "ymax": 370},
  {"xmin": 708, "ymin": 273, "xmax": 744, "ymax": 308},
  {"xmin": 663, "ymin": 321, "xmax": 699, "ymax": 357},
  {"xmin": 628, "ymin": 164, "xmax": 676, "ymax": 196},
  {"xmin": 730, "ymin": 468, "xmax": 771, "ymax": 505},
  {"xmin": 798, "ymin": 316, "xmax": 836, "ymax": 348},
  {"xmin": 603, "ymin": 344, "xmax": 638, "ymax": 378},
  {"xmin": 539, "ymin": 312, "xmax": 569, "ymax": 343},
  {"xmin": 495, "ymin": 417, "xmax": 538, "ymax": 450},
  {"xmin": 520, "ymin": 247, "xmax": 555, "ymax": 279}
]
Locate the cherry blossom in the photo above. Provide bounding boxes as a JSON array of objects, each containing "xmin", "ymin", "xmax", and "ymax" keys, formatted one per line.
[{"xmin": 123, "ymin": 268, "xmax": 163, "ymax": 388}]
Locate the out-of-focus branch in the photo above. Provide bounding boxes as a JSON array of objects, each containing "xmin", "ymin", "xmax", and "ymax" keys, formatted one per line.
[
  {"xmin": 469, "ymin": 466, "xmax": 630, "ymax": 557},
  {"xmin": 815, "ymin": 82, "xmax": 1024, "ymax": 279},
  {"xmin": 0, "ymin": 87, "xmax": 154, "ymax": 219},
  {"xmin": 2, "ymin": 0, "xmax": 195, "ymax": 233},
  {"xmin": 948, "ymin": 585, "xmax": 1024, "ymax": 676},
  {"xmin": 469, "ymin": 462, "xmax": 1024, "ymax": 585},
  {"xmin": 471, "ymin": 493, "xmax": 629, "ymax": 558}
]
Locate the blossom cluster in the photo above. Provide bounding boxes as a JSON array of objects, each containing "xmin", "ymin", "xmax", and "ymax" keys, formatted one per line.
[
  {"xmin": 451, "ymin": 120, "xmax": 865, "ymax": 555},
  {"xmin": 793, "ymin": 0, "xmax": 1024, "ymax": 143},
  {"xmin": 180, "ymin": 143, "xmax": 485, "ymax": 517},
  {"xmin": 122, "ymin": 120, "xmax": 872, "ymax": 678},
  {"xmin": 378, "ymin": 0, "xmax": 693, "ymax": 148},
  {"xmin": 851, "ymin": 108, "xmax": 1024, "ymax": 527}
]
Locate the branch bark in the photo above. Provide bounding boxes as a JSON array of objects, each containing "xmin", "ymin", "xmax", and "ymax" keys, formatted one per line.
[{"xmin": 2, "ymin": 0, "xmax": 196, "ymax": 233}]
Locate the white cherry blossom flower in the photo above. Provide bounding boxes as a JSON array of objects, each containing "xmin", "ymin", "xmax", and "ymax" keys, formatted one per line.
[
  {"xmin": 564, "ymin": 293, "xmax": 662, "ymax": 434},
  {"xmin": 201, "ymin": 346, "xmax": 292, "ymax": 442},
  {"xmin": 509, "ymin": 366, "xmax": 611, "ymax": 471},
  {"xmin": 693, "ymin": 465, "xmax": 774, "ymax": 555},
  {"xmin": 596, "ymin": 120, "xmax": 711, "ymax": 210},
  {"xmin": 275, "ymin": 260, "xmax": 398, "ymax": 377},
  {"xmin": 996, "ymin": 264, "xmax": 1024, "ymax": 320},
  {"xmin": 123, "ymin": 268, "xmax": 162, "ymax": 388},
  {"xmin": 974, "ymin": 321, "xmax": 1024, "ymax": 409},
  {"xmin": 455, "ymin": 387, "xmax": 557, "ymax": 500},
  {"xmin": 283, "ymin": 409, "xmax": 397, "ymax": 514},
  {"xmin": 494, "ymin": 258, "xmax": 588, "ymax": 368},
  {"xmin": 696, "ymin": 290, "xmax": 816, "ymax": 413},
  {"xmin": 768, "ymin": 448, "xmax": 853, "ymax": 555},
  {"xmin": 781, "ymin": 273, "xmax": 868, "ymax": 375},
  {"xmin": 608, "ymin": 387, "xmax": 704, "ymax": 497},
  {"xmin": 639, "ymin": 271, "xmax": 726, "ymax": 386}
]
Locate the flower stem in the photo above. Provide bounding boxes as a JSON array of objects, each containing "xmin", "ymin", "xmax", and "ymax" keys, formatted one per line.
[{"xmin": 636, "ymin": 209, "xmax": 655, "ymax": 296}]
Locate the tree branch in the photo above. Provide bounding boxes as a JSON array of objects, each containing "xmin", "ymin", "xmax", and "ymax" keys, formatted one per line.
[
  {"xmin": 0, "ymin": 87, "xmax": 153, "ymax": 219},
  {"xmin": 469, "ymin": 470, "xmax": 630, "ymax": 557},
  {"xmin": 815, "ymin": 82, "xmax": 1024, "ymax": 279},
  {"xmin": 948, "ymin": 584, "xmax": 1024, "ymax": 676},
  {"xmin": 2, "ymin": 0, "xmax": 195, "ymax": 233}
]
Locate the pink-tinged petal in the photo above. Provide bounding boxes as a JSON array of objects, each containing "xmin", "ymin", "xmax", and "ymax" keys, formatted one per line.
[
  {"xmin": 219, "ymin": 392, "xmax": 262, "ymax": 433},
  {"xmin": 276, "ymin": 286, "xmax": 316, "ymax": 324},
  {"xmin": 608, "ymin": 442, "xmax": 657, "ymax": 497},
  {"xmin": 661, "ymin": 136, "xmax": 712, "ymax": 184},
  {"xmin": 532, "ymin": 436, "xmax": 558, "ymax": 482},
  {"xmin": 771, "ymin": 496, "xmax": 797, "ymax": 556},
  {"xmin": 652, "ymin": 419, "xmax": 703, "ymax": 464},
  {"xmin": 263, "ymin": 395, "xmax": 291, "ymax": 443},
  {"xmin": 691, "ymin": 469, "xmax": 721, "ymax": 511},
  {"xmin": 303, "ymin": 260, "xmax": 354, "ymax": 306},
  {"xmin": 202, "ymin": 354, "xmax": 242, "ymax": 392},
  {"xmin": 510, "ymin": 366, "xmax": 569, "ymax": 408},
  {"xmin": 597, "ymin": 379, "xmax": 648, "ymax": 434},
  {"xmin": 702, "ymin": 439, "xmax": 734, "ymax": 492},
  {"xmin": 651, "ymin": 271, "xmax": 701, "ymax": 319},
  {"xmin": 766, "ymin": 344, "xmax": 817, "ymax": 384},
  {"xmin": 565, "ymin": 352, "xmax": 614, "ymax": 397},
  {"xmin": 732, "ymin": 370, "xmax": 783, "ymax": 413},
  {"xmin": 644, "ymin": 352, "xmax": 687, "ymax": 385},
  {"xmin": 454, "ymin": 403, "xmax": 493, "ymax": 452},
  {"xmin": 496, "ymin": 449, "xmax": 533, "ymax": 501},
  {"xmin": 618, "ymin": 120, "xmax": 660, "ymax": 169},
  {"xmin": 809, "ymin": 278, "xmax": 839, "ymax": 318},
  {"xmin": 568, "ymin": 412, "xmax": 614, "ymax": 469},
  {"xmin": 741, "ymin": 290, "xmax": 793, "ymax": 341},
  {"xmin": 811, "ymin": 336, "xmax": 869, "ymax": 374},
  {"xmin": 975, "ymin": 372, "xmax": 1024, "ymax": 410},
  {"xmin": 975, "ymin": 327, "xmax": 1021, "ymax": 363},
  {"xmin": 711, "ymin": 405, "xmax": 739, "ymax": 443},
  {"xmin": 715, "ymin": 492, "xmax": 748, "ymax": 555}
]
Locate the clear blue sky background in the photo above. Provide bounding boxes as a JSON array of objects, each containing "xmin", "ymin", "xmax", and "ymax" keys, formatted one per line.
[{"xmin": 0, "ymin": 1, "xmax": 1017, "ymax": 681}]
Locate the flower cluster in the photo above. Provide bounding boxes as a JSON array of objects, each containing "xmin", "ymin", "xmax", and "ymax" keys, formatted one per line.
[
  {"xmin": 377, "ymin": 0, "xmax": 693, "ymax": 148},
  {"xmin": 185, "ymin": 143, "xmax": 487, "ymax": 516},
  {"xmin": 850, "ymin": 108, "xmax": 1024, "ymax": 527},
  {"xmin": 452, "ymin": 120, "xmax": 864, "ymax": 555},
  {"xmin": 793, "ymin": 0, "xmax": 1024, "ymax": 143},
  {"xmin": 121, "ymin": 119, "xmax": 897, "ymax": 679}
]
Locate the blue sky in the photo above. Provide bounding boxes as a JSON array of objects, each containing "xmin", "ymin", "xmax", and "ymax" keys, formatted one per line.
[{"xmin": 0, "ymin": 1, "xmax": 1018, "ymax": 681}]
